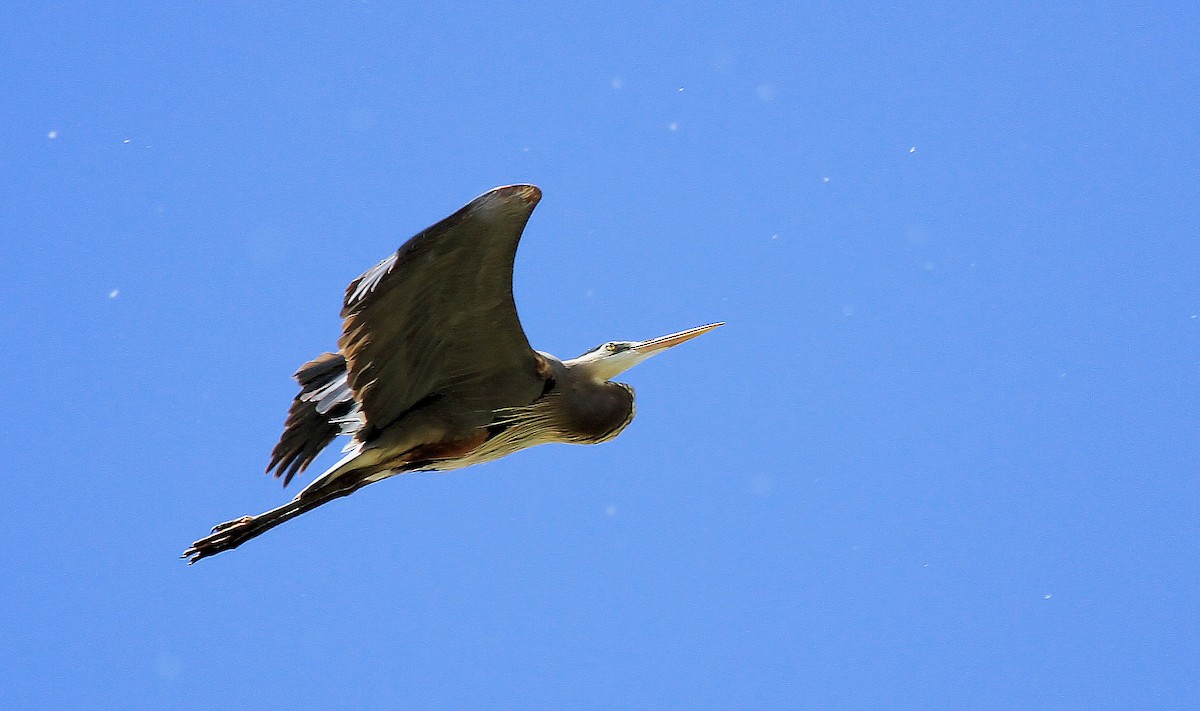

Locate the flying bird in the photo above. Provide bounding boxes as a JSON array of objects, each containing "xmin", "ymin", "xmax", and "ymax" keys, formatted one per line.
[{"xmin": 183, "ymin": 185, "xmax": 721, "ymax": 563}]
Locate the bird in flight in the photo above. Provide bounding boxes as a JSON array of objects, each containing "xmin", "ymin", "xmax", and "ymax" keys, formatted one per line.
[{"xmin": 184, "ymin": 185, "xmax": 721, "ymax": 563}]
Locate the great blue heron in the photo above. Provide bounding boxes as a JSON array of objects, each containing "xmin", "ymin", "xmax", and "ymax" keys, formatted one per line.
[{"xmin": 183, "ymin": 184, "xmax": 721, "ymax": 563}]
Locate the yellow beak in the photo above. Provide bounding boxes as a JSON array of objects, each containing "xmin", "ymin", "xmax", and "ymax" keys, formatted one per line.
[{"xmin": 633, "ymin": 322, "xmax": 725, "ymax": 356}]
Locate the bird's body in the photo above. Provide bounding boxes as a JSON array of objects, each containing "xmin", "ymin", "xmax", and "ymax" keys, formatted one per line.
[{"xmin": 184, "ymin": 185, "xmax": 720, "ymax": 563}]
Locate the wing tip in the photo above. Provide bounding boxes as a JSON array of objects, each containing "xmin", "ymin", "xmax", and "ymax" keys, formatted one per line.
[
  {"xmin": 486, "ymin": 184, "xmax": 541, "ymax": 206},
  {"xmin": 475, "ymin": 184, "xmax": 542, "ymax": 215}
]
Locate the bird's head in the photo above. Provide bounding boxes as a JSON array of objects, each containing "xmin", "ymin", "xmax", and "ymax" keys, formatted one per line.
[{"xmin": 565, "ymin": 322, "xmax": 723, "ymax": 382}]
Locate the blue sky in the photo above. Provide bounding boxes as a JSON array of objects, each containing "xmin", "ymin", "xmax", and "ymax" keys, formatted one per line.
[{"xmin": 2, "ymin": 2, "xmax": 1197, "ymax": 708}]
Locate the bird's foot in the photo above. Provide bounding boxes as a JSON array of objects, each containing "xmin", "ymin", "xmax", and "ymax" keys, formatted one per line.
[
  {"xmin": 182, "ymin": 515, "xmax": 256, "ymax": 564},
  {"xmin": 210, "ymin": 515, "xmax": 253, "ymax": 534}
]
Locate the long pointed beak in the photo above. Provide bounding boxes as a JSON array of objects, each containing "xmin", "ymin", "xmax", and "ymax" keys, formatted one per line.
[{"xmin": 633, "ymin": 322, "xmax": 724, "ymax": 356}]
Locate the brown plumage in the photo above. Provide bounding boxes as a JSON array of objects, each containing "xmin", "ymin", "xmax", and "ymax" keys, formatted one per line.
[{"xmin": 183, "ymin": 185, "xmax": 721, "ymax": 563}]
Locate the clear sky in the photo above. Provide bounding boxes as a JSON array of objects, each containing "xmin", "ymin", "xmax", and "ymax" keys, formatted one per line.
[{"xmin": 2, "ymin": 3, "xmax": 1197, "ymax": 709}]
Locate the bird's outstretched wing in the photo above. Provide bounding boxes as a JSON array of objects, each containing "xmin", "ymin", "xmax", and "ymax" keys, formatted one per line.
[{"xmin": 338, "ymin": 184, "xmax": 547, "ymax": 438}]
